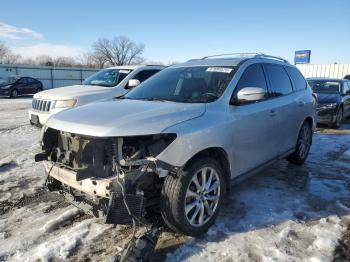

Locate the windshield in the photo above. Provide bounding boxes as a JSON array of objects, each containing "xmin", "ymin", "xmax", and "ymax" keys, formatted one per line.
[
  {"xmin": 0, "ymin": 76, "xmax": 19, "ymax": 86},
  {"xmin": 83, "ymin": 69, "xmax": 132, "ymax": 87},
  {"xmin": 125, "ymin": 66, "xmax": 236, "ymax": 103},
  {"xmin": 308, "ymin": 80, "xmax": 341, "ymax": 94}
]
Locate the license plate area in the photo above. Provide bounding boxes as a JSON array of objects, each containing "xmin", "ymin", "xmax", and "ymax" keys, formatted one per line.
[{"xmin": 31, "ymin": 114, "xmax": 39, "ymax": 125}]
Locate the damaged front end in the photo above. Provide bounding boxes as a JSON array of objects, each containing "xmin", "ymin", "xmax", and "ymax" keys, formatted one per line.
[{"xmin": 35, "ymin": 127, "xmax": 178, "ymax": 225}]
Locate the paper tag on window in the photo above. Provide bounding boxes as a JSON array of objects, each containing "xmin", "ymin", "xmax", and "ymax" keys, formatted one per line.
[
  {"xmin": 119, "ymin": 70, "xmax": 131, "ymax": 74},
  {"xmin": 206, "ymin": 67, "xmax": 232, "ymax": 73}
]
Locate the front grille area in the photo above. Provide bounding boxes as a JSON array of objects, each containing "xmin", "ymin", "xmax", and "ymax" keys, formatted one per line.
[{"xmin": 32, "ymin": 99, "xmax": 53, "ymax": 112}]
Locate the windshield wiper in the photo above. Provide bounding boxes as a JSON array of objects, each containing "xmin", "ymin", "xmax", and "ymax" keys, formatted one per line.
[
  {"xmin": 84, "ymin": 83, "xmax": 113, "ymax": 87},
  {"xmin": 187, "ymin": 93, "xmax": 219, "ymax": 103},
  {"xmin": 139, "ymin": 98, "xmax": 169, "ymax": 102}
]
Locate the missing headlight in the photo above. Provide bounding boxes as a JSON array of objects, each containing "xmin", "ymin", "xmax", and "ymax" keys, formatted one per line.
[{"xmin": 121, "ymin": 134, "xmax": 176, "ymax": 163}]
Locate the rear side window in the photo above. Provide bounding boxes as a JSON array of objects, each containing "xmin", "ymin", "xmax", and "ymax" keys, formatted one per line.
[
  {"xmin": 236, "ymin": 64, "xmax": 268, "ymax": 93},
  {"xmin": 265, "ymin": 64, "xmax": 293, "ymax": 96},
  {"xmin": 18, "ymin": 78, "xmax": 27, "ymax": 84},
  {"xmin": 135, "ymin": 70, "xmax": 161, "ymax": 82},
  {"xmin": 285, "ymin": 67, "xmax": 307, "ymax": 91}
]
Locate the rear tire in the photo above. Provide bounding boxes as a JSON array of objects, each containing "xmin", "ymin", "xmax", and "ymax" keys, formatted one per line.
[
  {"xmin": 161, "ymin": 157, "xmax": 224, "ymax": 236},
  {"xmin": 287, "ymin": 121, "xmax": 312, "ymax": 165},
  {"xmin": 10, "ymin": 89, "xmax": 18, "ymax": 98}
]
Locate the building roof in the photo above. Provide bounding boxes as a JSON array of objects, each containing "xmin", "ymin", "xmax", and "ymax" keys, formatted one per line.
[{"xmin": 307, "ymin": 77, "xmax": 347, "ymax": 82}]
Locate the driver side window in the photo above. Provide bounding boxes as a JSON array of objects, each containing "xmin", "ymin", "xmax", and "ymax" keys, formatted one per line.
[
  {"xmin": 236, "ymin": 64, "xmax": 268, "ymax": 92},
  {"xmin": 135, "ymin": 70, "xmax": 160, "ymax": 83},
  {"xmin": 232, "ymin": 64, "xmax": 269, "ymax": 103},
  {"xmin": 344, "ymin": 81, "xmax": 350, "ymax": 95}
]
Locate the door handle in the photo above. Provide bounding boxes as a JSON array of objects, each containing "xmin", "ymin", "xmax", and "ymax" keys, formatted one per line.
[{"xmin": 269, "ymin": 110, "xmax": 277, "ymax": 117}]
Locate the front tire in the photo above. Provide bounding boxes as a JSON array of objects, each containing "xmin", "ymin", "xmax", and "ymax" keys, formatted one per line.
[
  {"xmin": 332, "ymin": 107, "xmax": 343, "ymax": 129},
  {"xmin": 161, "ymin": 157, "xmax": 224, "ymax": 236},
  {"xmin": 287, "ymin": 121, "xmax": 312, "ymax": 165},
  {"xmin": 10, "ymin": 89, "xmax": 18, "ymax": 98}
]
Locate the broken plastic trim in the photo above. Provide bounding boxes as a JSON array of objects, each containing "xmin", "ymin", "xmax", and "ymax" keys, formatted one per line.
[{"xmin": 114, "ymin": 226, "xmax": 162, "ymax": 262}]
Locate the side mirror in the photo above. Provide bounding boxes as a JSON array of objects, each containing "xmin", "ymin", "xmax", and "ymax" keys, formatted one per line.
[
  {"xmin": 126, "ymin": 79, "xmax": 140, "ymax": 89},
  {"xmin": 231, "ymin": 87, "xmax": 267, "ymax": 105}
]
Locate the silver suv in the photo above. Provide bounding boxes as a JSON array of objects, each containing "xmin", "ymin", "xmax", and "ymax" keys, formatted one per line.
[{"xmin": 36, "ymin": 53, "xmax": 316, "ymax": 236}]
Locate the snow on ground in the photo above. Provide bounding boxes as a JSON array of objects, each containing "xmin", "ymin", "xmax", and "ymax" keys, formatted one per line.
[
  {"xmin": 0, "ymin": 98, "xmax": 111, "ymax": 261},
  {"xmin": 1, "ymin": 97, "xmax": 350, "ymax": 261},
  {"xmin": 168, "ymin": 134, "xmax": 350, "ymax": 262}
]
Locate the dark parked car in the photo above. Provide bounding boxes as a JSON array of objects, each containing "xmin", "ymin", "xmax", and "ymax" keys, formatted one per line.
[
  {"xmin": 307, "ymin": 78, "xmax": 350, "ymax": 128},
  {"xmin": 0, "ymin": 76, "xmax": 43, "ymax": 98}
]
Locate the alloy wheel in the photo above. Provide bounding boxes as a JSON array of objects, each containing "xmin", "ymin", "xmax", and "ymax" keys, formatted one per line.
[
  {"xmin": 297, "ymin": 124, "xmax": 311, "ymax": 159},
  {"xmin": 12, "ymin": 89, "xmax": 18, "ymax": 98},
  {"xmin": 336, "ymin": 108, "xmax": 343, "ymax": 127},
  {"xmin": 185, "ymin": 167, "xmax": 220, "ymax": 227}
]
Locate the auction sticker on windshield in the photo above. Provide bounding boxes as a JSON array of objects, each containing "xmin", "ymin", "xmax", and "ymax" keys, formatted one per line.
[{"xmin": 206, "ymin": 67, "xmax": 232, "ymax": 73}]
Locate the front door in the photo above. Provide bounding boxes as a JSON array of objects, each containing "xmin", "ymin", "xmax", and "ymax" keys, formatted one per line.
[{"xmin": 228, "ymin": 63, "xmax": 280, "ymax": 176}]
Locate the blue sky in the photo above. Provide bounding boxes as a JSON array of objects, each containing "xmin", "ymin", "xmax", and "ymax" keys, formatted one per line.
[{"xmin": 1, "ymin": 0, "xmax": 349, "ymax": 64}]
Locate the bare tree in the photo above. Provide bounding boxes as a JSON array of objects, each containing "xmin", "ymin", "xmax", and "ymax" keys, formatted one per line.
[
  {"xmin": 92, "ymin": 36, "xmax": 145, "ymax": 66},
  {"xmin": 2, "ymin": 53, "xmax": 21, "ymax": 64},
  {"xmin": 92, "ymin": 50, "xmax": 109, "ymax": 68},
  {"xmin": 35, "ymin": 55, "xmax": 77, "ymax": 67},
  {"xmin": 0, "ymin": 42, "xmax": 21, "ymax": 64},
  {"xmin": 20, "ymin": 57, "xmax": 36, "ymax": 65},
  {"xmin": 78, "ymin": 52, "xmax": 104, "ymax": 68},
  {"xmin": 36, "ymin": 55, "xmax": 54, "ymax": 66},
  {"xmin": 0, "ymin": 36, "xmax": 146, "ymax": 67},
  {"xmin": 54, "ymin": 56, "xmax": 77, "ymax": 67},
  {"xmin": 0, "ymin": 42, "xmax": 9, "ymax": 63}
]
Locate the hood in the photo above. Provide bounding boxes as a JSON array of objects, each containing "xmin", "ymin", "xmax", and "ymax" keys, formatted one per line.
[
  {"xmin": 316, "ymin": 93, "xmax": 341, "ymax": 104},
  {"xmin": 34, "ymin": 85, "xmax": 115, "ymax": 100},
  {"xmin": 46, "ymin": 99, "xmax": 206, "ymax": 137},
  {"xmin": 0, "ymin": 82, "xmax": 15, "ymax": 87},
  {"xmin": 0, "ymin": 83, "xmax": 10, "ymax": 87}
]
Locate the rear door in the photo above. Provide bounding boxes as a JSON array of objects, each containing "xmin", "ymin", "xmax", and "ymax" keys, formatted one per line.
[
  {"xmin": 15, "ymin": 78, "xmax": 28, "ymax": 94},
  {"xmin": 264, "ymin": 64, "xmax": 299, "ymax": 153},
  {"xmin": 27, "ymin": 78, "xmax": 39, "ymax": 93},
  {"xmin": 229, "ymin": 63, "xmax": 281, "ymax": 175}
]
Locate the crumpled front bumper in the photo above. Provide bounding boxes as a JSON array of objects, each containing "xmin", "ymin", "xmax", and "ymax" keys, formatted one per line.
[
  {"xmin": 44, "ymin": 161, "xmax": 117, "ymax": 198},
  {"xmin": 43, "ymin": 158, "xmax": 175, "ymax": 225},
  {"xmin": 316, "ymin": 106, "xmax": 338, "ymax": 124},
  {"xmin": 0, "ymin": 88, "xmax": 11, "ymax": 96}
]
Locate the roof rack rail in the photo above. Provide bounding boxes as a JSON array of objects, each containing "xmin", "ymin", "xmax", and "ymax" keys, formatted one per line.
[
  {"xmin": 254, "ymin": 54, "xmax": 289, "ymax": 64},
  {"xmin": 201, "ymin": 53, "xmax": 261, "ymax": 59},
  {"xmin": 144, "ymin": 64, "xmax": 165, "ymax": 67},
  {"xmin": 201, "ymin": 53, "xmax": 289, "ymax": 64}
]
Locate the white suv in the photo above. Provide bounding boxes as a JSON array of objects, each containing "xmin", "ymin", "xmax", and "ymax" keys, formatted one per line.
[{"xmin": 28, "ymin": 65, "xmax": 164, "ymax": 126}]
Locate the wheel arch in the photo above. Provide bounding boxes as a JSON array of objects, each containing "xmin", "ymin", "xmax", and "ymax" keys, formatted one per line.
[
  {"xmin": 304, "ymin": 116, "xmax": 314, "ymax": 129},
  {"xmin": 183, "ymin": 147, "xmax": 231, "ymax": 193}
]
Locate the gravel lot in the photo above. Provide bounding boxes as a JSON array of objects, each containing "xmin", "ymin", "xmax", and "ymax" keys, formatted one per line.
[{"xmin": 0, "ymin": 97, "xmax": 350, "ymax": 261}]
